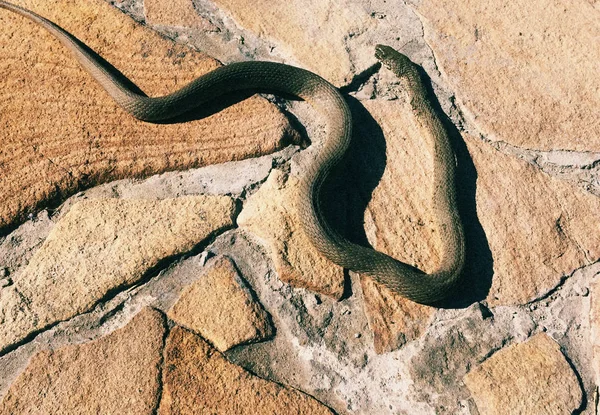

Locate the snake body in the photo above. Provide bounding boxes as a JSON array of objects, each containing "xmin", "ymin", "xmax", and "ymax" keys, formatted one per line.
[{"xmin": 0, "ymin": 1, "xmax": 464, "ymax": 304}]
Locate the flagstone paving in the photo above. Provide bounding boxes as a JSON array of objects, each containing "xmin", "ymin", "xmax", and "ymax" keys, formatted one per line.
[
  {"xmin": 0, "ymin": 0, "xmax": 598, "ymax": 413},
  {"xmin": 168, "ymin": 255, "xmax": 274, "ymax": 352},
  {"xmin": 0, "ymin": 0, "xmax": 296, "ymax": 233},
  {"xmin": 464, "ymin": 333, "xmax": 583, "ymax": 415},
  {"xmin": 0, "ymin": 196, "xmax": 236, "ymax": 353}
]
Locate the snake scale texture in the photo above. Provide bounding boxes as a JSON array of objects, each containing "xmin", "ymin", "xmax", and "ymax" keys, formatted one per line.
[{"xmin": 0, "ymin": 1, "xmax": 465, "ymax": 304}]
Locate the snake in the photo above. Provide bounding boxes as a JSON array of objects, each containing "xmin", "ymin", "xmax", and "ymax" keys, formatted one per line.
[{"xmin": 0, "ymin": 1, "xmax": 465, "ymax": 305}]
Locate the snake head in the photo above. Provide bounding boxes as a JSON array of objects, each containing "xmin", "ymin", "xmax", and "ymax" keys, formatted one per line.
[{"xmin": 375, "ymin": 44, "xmax": 418, "ymax": 79}]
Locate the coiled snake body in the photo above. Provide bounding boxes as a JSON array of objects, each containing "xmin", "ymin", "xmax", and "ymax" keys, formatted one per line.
[{"xmin": 0, "ymin": 1, "xmax": 465, "ymax": 305}]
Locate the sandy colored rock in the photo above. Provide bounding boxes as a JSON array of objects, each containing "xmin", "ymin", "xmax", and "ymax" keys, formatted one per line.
[
  {"xmin": 591, "ymin": 278, "xmax": 600, "ymax": 385},
  {"xmin": 158, "ymin": 326, "xmax": 334, "ymax": 415},
  {"xmin": 413, "ymin": 0, "xmax": 600, "ymax": 151},
  {"xmin": 408, "ymin": 303, "xmax": 520, "ymax": 412},
  {"xmin": 168, "ymin": 255, "xmax": 273, "ymax": 351},
  {"xmin": 361, "ymin": 278, "xmax": 435, "ymax": 354},
  {"xmin": 0, "ymin": 0, "xmax": 297, "ymax": 233},
  {"xmin": 463, "ymin": 333, "xmax": 583, "ymax": 415},
  {"xmin": 0, "ymin": 196, "xmax": 236, "ymax": 353},
  {"xmin": 238, "ymin": 169, "xmax": 345, "ymax": 299},
  {"xmin": 211, "ymin": 0, "xmax": 372, "ymax": 85},
  {"xmin": 145, "ymin": 0, "xmax": 216, "ymax": 29},
  {"xmin": 466, "ymin": 136, "xmax": 600, "ymax": 306},
  {"xmin": 0, "ymin": 307, "xmax": 165, "ymax": 414}
]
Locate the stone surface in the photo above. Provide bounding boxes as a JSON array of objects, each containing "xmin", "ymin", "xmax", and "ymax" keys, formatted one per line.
[
  {"xmin": 357, "ymin": 99, "xmax": 447, "ymax": 274},
  {"xmin": 191, "ymin": 0, "xmax": 439, "ymax": 89},
  {"xmin": 361, "ymin": 278, "xmax": 435, "ymax": 354},
  {"xmin": 1, "ymin": 0, "xmax": 598, "ymax": 413},
  {"xmin": 412, "ymin": 0, "xmax": 600, "ymax": 151},
  {"xmin": 463, "ymin": 333, "xmax": 583, "ymax": 415},
  {"xmin": 69, "ymin": 149, "xmax": 289, "ymax": 202},
  {"xmin": 205, "ymin": 231, "xmax": 385, "ymax": 415},
  {"xmin": 158, "ymin": 326, "xmax": 335, "ymax": 414},
  {"xmin": 591, "ymin": 277, "xmax": 600, "ymax": 385},
  {"xmin": 0, "ymin": 196, "xmax": 236, "ymax": 353},
  {"xmin": 0, "ymin": 0, "xmax": 297, "ymax": 233},
  {"xmin": 0, "ymin": 210, "xmax": 54, "ymax": 276},
  {"xmin": 145, "ymin": 0, "xmax": 216, "ymax": 29},
  {"xmin": 238, "ymin": 168, "xmax": 345, "ymax": 299},
  {"xmin": 210, "ymin": 0, "xmax": 373, "ymax": 85},
  {"xmin": 168, "ymin": 255, "xmax": 274, "ymax": 351},
  {"xmin": 0, "ymin": 307, "xmax": 165, "ymax": 414},
  {"xmin": 466, "ymin": 135, "xmax": 600, "ymax": 306},
  {"xmin": 407, "ymin": 303, "xmax": 534, "ymax": 412}
]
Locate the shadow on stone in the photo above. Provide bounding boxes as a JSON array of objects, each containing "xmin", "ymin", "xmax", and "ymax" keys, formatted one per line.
[
  {"xmin": 429, "ymin": 84, "xmax": 495, "ymax": 309},
  {"xmin": 317, "ymin": 76, "xmax": 494, "ymax": 308}
]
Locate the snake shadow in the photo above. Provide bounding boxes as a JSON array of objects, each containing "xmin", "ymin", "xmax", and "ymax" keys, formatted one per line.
[{"xmin": 320, "ymin": 75, "xmax": 494, "ymax": 308}]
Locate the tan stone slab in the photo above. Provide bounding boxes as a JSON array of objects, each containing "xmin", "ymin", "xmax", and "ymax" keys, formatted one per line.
[
  {"xmin": 0, "ymin": 307, "xmax": 165, "ymax": 414},
  {"xmin": 0, "ymin": 196, "xmax": 236, "ymax": 353},
  {"xmin": 158, "ymin": 326, "xmax": 334, "ymax": 414},
  {"xmin": 168, "ymin": 255, "xmax": 274, "ymax": 351},
  {"xmin": 463, "ymin": 333, "xmax": 583, "ymax": 415},
  {"xmin": 361, "ymin": 278, "xmax": 435, "ymax": 354},
  {"xmin": 466, "ymin": 136, "xmax": 600, "ymax": 306},
  {"xmin": 210, "ymin": 0, "xmax": 372, "ymax": 85},
  {"xmin": 0, "ymin": 0, "xmax": 297, "ymax": 233},
  {"xmin": 591, "ymin": 278, "xmax": 600, "ymax": 385},
  {"xmin": 145, "ymin": 0, "xmax": 216, "ymax": 29},
  {"xmin": 414, "ymin": 0, "xmax": 600, "ymax": 151},
  {"xmin": 238, "ymin": 169, "xmax": 345, "ymax": 299}
]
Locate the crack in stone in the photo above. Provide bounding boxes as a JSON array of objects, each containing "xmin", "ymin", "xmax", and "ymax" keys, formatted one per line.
[
  {"xmin": 526, "ymin": 260, "xmax": 600, "ymax": 306},
  {"xmin": 30, "ymin": 145, "xmax": 74, "ymax": 180},
  {"xmin": 151, "ymin": 308, "xmax": 169, "ymax": 415}
]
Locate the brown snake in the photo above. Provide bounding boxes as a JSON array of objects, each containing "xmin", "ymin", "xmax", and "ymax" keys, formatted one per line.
[{"xmin": 0, "ymin": 1, "xmax": 465, "ymax": 305}]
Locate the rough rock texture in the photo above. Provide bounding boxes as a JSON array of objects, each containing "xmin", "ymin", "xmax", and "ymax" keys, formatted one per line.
[
  {"xmin": 210, "ymin": 0, "xmax": 372, "ymax": 85},
  {"xmin": 0, "ymin": 196, "xmax": 235, "ymax": 352},
  {"xmin": 145, "ymin": 0, "xmax": 216, "ymax": 29},
  {"xmin": 238, "ymin": 169, "xmax": 345, "ymax": 299},
  {"xmin": 466, "ymin": 135, "xmax": 600, "ymax": 306},
  {"xmin": 0, "ymin": 308, "xmax": 165, "ymax": 414},
  {"xmin": 407, "ymin": 303, "xmax": 535, "ymax": 412},
  {"xmin": 0, "ymin": 210, "xmax": 54, "ymax": 274},
  {"xmin": 158, "ymin": 326, "xmax": 335, "ymax": 415},
  {"xmin": 164, "ymin": 0, "xmax": 438, "ymax": 87},
  {"xmin": 360, "ymin": 278, "xmax": 435, "ymax": 354},
  {"xmin": 168, "ymin": 255, "xmax": 274, "ymax": 351},
  {"xmin": 412, "ymin": 0, "xmax": 600, "ymax": 151},
  {"xmin": 591, "ymin": 277, "xmax": 600, "ymax": 385},
  {"xmin": 0, "ymin": 0, "xmax": 297, "ymax": 233},
  {"xmin": 463, "ymin": 333, "xmax": 583, "ymax": 415}
]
